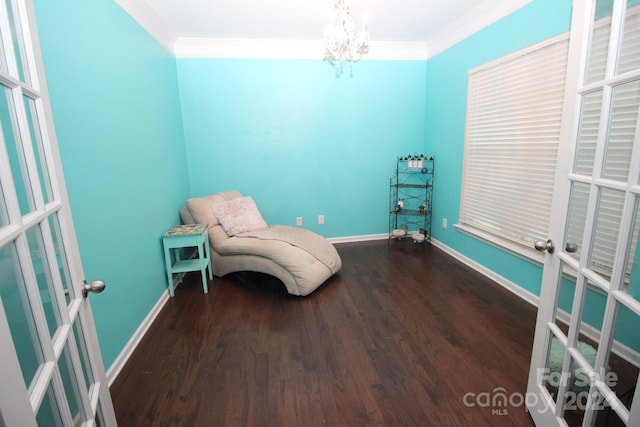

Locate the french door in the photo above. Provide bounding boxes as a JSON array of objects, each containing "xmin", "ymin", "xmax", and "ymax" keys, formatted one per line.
[
  {"xmin": 0, "ymin": 0, "xmax": 116, "ymax": 425},
  {"xmin": 527, "ymin": 0, "xmax": 640, "ymax": 426}
]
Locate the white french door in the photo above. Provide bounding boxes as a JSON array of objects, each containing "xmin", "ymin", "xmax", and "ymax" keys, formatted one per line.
[
  {"xmin": 0, "ymin": 0, "xmax": 116, "ymax": 426},
  {"xmin": 527, "ymin": 0, "xmax": 640, "ymax": 426}
]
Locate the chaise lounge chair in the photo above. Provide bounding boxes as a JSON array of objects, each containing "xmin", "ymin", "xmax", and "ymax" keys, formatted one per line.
[{"xmin": 179, "ymin": 191, "xmax": 342, "ymax": 296}]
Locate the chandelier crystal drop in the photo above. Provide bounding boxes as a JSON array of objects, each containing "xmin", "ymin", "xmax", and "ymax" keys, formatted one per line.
[{"xmin": 323, "ymin": 0, "xmax": 369, "ymax": 76}]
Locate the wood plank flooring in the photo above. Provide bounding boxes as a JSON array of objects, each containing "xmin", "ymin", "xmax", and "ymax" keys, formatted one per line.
[{"xmin": 111, "ymin": 240, "xmax": 541, "ymax": 426}]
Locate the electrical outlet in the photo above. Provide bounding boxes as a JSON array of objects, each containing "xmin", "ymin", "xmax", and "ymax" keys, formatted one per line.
[
  {"xmin": 442, "ymin": 217, "xmax": 448, "ymax": 229},
  {"xmin": 318, "ymin": 215, "xmax": 325, "ymax": 225},
  {"xmin": 296, "ymin": 217, "xmax": 302, "ymax": 226}
]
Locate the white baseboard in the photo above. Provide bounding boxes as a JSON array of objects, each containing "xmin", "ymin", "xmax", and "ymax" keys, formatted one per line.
[
  {"xmin": 328, "ymin": 233, "xmax": 388, "ymax": 244},
  {"xmin": 106, "ymin": 288, "xmax": 172, "ymax": 386},
  {"xmin": 430, "ymin": 238, "xmax": 640, "ymax": 368},
  {"xmin": 430, "ymin": 238, "xmax": 540, "ymax": 306}
]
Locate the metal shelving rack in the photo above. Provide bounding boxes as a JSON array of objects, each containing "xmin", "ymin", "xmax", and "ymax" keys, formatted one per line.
[{"xmin": 388, "ymin": 155, "xmax": 434, "ymax": 247}]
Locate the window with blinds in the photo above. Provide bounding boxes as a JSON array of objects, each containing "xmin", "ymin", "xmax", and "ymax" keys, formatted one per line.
[
  {"xmin": 460, "ymin": 5, "xmax": 640, "ymax": 277},
  {"xmin": 460, "ymin": 35, "xmax": 569, "ymax": 248}
]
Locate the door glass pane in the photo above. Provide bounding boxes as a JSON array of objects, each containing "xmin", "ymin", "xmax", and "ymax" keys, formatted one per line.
[
  {"xmin": 603, "ymin": 80, "xmax": 640, "ymax": 182},
  {"xmin": 568, "ymin": 348, "xmax": 595, "ymax": 396},
  {"xmin": 73, "ymin": 319, "xmax": 95, "ymax": 396},
  {"xmin": 574, "ymin": 90, "xmax": 603, "ymax": 176},
  {"xmin": 561, "ymin": 358, "xmax": 588, "ymax": 427},
  {"xmin": 543, "ymin": 333, "xmax": 565, "ymax": 409},
  {"xmin": 556, "ymin": 268, "xmax": 578, "ymax": 334},
  {"xmin": 36, "ymin": 384, "xmax": 64, "ymax": 427},
  {"xmin": 26, "ymin": 224, "xmax": 62, "ymax": 337},
  {"xmin": 617, "ymin": 1, "xmax": 640, "ymax": 75},
  {"xmin": 585, "ymin": 0, "xmax": 613, "ymax": 84},
  {"xmin": 59, "ymin": 340, "xmax": 85, "ymax": 424},
  {"xmin": 48, "ymin": 213, "xmax": 73, "ymax": 305},
  {"xmin": 565, "ymin": 181, "xmax": 591, "ymax": 261},
  {"xmin": 608, "ymin": 302, "xmax": 639, "ymax": 414},
  {"xmin": 1, "ymin": 86, "xmax": 33, "ymax": 215},
  {"xmin": 577, "ymin": 281, "xmax": 606, "ymax": 355},
  {"xmin": 590, "ymin": 188, "xmax": 625, "ymax": 282},
  {"xmin": 0, "ymin": 240, "xmax": 43, "ymax": 387},
  {"xmin": 625, "ymin": 196, "xmax": 640, "ymax": 298},
  {"xmin": 24, "ymin": 96, "xmax": 52, "ymax": 204},
  {"xmin": 554, "ymin": 262, "xmax": 578, "ymax": 338},
  {"xmin": 2, "ymin": 0, "xmax": 27, "ymax": 83}
]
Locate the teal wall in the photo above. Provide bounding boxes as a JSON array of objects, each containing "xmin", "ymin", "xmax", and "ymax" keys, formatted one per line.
[
  {"xmin": 424, "ymin": 0, "xmax": 574, "ymax": 297},
  {"xmin": 25, "ymin": 0, "xmax": 639, "ymax": 374},
  {"xmin": 33, "ymin": 0, "xmax": 189, "ymax": 369},
  {"xmin": 425, "ymin": 0, "xmax": 639, "ymax": 353},
  {"xmin": 177, "ymin": 59, "xmax": 426, "ymax": 237}
]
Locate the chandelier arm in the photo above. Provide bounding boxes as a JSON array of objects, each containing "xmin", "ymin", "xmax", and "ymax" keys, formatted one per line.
[{"xmin": 323, "ymin": 0, "xmax": 369, "ymax": 75}]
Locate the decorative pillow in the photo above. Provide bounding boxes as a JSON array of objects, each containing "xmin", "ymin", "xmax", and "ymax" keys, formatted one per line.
[{"xmin": 211, "ymin": 196, "xmax": 267, "ymax": 236}]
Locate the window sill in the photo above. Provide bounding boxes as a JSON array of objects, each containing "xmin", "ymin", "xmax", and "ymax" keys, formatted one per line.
[{"xmin": 454, "ymin": 223, "xmax": 546, "ymax": 267}]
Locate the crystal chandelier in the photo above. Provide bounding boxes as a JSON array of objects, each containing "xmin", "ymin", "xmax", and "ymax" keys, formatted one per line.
[{"xmin": 323, "ymin": 0, "xmax": 369, "ymax": 76}]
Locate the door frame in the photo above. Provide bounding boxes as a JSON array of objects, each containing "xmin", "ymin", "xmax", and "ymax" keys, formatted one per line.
[{"xmin": 526, "ymin": 0, "xmax": 640, "ymax": 425}]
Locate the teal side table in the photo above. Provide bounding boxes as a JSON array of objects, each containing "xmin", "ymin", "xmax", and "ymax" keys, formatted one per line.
[{"xmin": 162, "ymin": 224, "xmax": 213, "ymax": 296}]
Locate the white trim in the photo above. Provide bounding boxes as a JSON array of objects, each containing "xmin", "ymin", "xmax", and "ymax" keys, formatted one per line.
[
  {"xmin": 174, "ymin": 38, "xmax": 429, "ymax": 60},
  {"xmin": 115, "ymin": 0, "xmax": 532, "ymax": 61},
  {"xmin": 426, "ymin": 0, "xmax": 534, "ymax": 58},
  {"xmin": 430, "ymin": 238, "xmax": 540, "ymax": 306},
  {"xmin": 113, "ymin": 0, "xmax": 176, "ymax": 54},
  {"xmin": 368, "ymin": 41, "xmax": 429, "ymax": 61},
  {"xmin": 175, "ymin": 38, "xmax": 322, "ymax": 60},
  {"xmin": 422, "ymin": 231, "xmax": 640, "ymax": 367},
  {"xmin": 431, "ymin": 237, "xmax": 640, "ymax": 367},
  {"xmin": 105, "ymin": 289, "xmax": 171, "ymax": 386},
  {"xmin": 327, "ymin": 233, "xmax": 388, "ymax": 244},
  {"xmin": 454, "ymin": 223, "xmax": 545, "ymax": 267}
]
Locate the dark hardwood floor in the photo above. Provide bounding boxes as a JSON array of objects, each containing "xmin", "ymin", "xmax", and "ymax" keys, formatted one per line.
[{"xmin": 111, "ymin": 240, "xmax": 541, "ymax": 426}]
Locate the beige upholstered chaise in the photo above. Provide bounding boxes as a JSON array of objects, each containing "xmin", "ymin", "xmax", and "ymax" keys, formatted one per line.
[{"xmin": 180, "ymin": 191, "xmax": 342, "ymax": 296}]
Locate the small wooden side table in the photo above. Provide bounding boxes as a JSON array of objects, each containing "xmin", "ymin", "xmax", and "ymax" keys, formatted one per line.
[{"xmin": 162, "ymin": 224, "xmax": 213, "ymax": 296}]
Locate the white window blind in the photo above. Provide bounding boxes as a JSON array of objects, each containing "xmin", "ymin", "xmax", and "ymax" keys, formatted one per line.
[
  {"xmin": 460, "ymin": 35, "xmax": 569, "ymax": 248},
  {"xmin": 460, "ymin": 5, "xmax": 640, "ymax": 281}
]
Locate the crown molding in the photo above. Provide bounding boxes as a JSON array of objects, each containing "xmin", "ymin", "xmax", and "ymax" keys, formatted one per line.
[
  {"xmin": 174, "ymin": 38, "xmax": 429, "ymax": 60},
  {"xmin": 114, "ymin": 0, "xmax": 177, "ymax": 54},
  {"xmin": 115, "ymin": 0, "xmax": 532, "ymax": 61},
  {"xmin": 426, "ymin": 0, "xmax": 533, "ymax": 58},
  {"xmin": 175, "ymin": 38, "xmax": 323, "ymax": 60}
]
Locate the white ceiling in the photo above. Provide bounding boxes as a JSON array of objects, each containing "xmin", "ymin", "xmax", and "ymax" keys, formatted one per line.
[{"xmin": 119, "ymin": 0, "xmax": 532, "ymax": 58}]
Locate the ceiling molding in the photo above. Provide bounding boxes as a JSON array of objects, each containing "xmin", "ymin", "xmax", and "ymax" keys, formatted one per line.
[
  {"xmin": 175, "ymin": 38, "xmax": 323, "ymax": 60},
  {"xmin": 174, "ymin": 38, "xmax": 429, "ymax": 60},
  {"xmin": 115, "ymin": 0, "xmax": 532, "ymax": 61},
  {"xmin": 114, "ymin": 0, "xmax": 176, "ymax": 54},
  {"xmin": 425, "ymin": 0, "xmax": 533, "ymax": 58}
]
